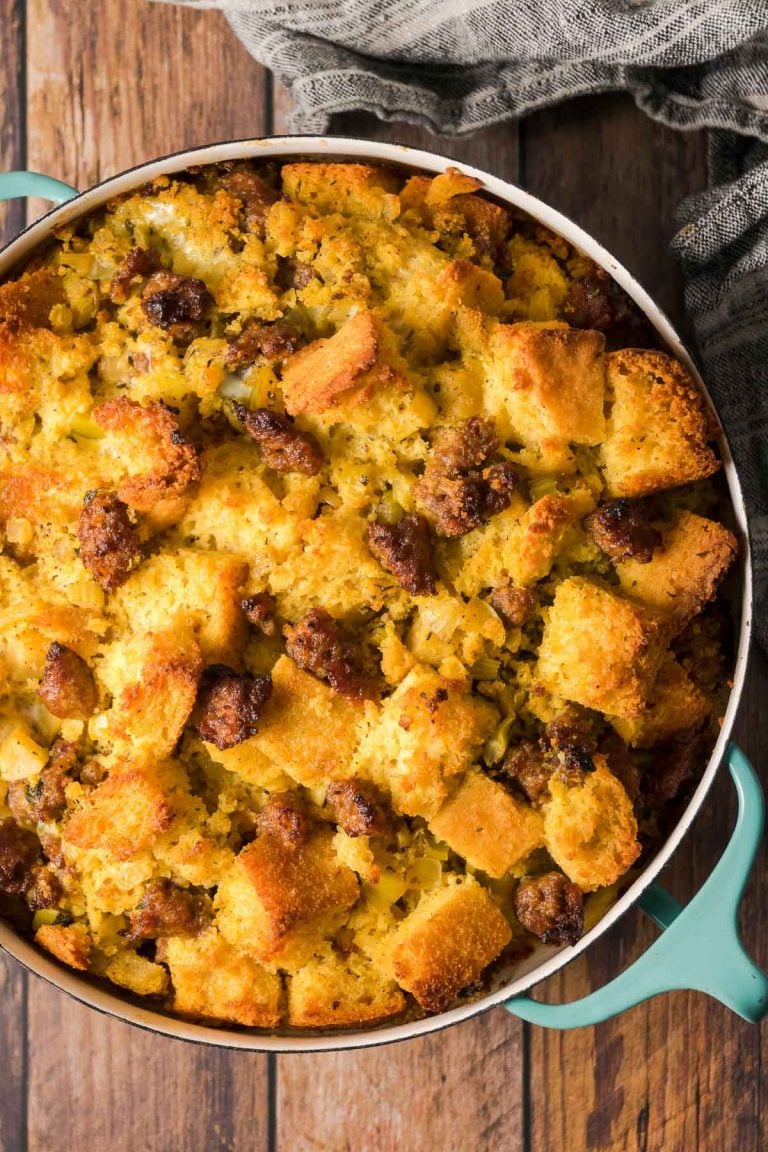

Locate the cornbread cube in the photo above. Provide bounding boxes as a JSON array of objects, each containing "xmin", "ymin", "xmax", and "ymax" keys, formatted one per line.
[
  {"xmin": 0, "ymin": 267, "xmax": 65, "ymax": 329},
  {"xmin": 281, "ymin": 162, "xmax": 400, "ymax": 217},
  {"xmin": 601, "ymin": 350, "xmax": 720, "ymax": 497},
  {"xmin": 617, "ymin": 511, "xmax": 737, "ymax": 629},
  {"xmin": 250, "ymin": 655, "xmax": 364, "ymax": 788},
  {"xmin": 385, "ymin": 877, "xmax": 511, "ymax": 1012},
  {"xmin": 485, "ymin": 321, "xmax": 606, "ymax": 449},
  {"xmin": 91, "ymin": 628, "xmax": 202, "ymax": 760},
  {"xmin": 35, "ymin": 923, "xmax": 90, "ymax": 971},
  {"xmin": 507, "ymin": 491, "xmax": 596, "ymax": 588},
  {"xmin": 204, "ymin": 737, "xmax": 293, "ymax": 793},
  {"xmin": 105, "ymin": 949, "xmax": 169, "ymax": 997},
  {"xmin": 543, "ymin": 759, "xmax": 641, "ymax": 891},
  {"xmin": 399, "ymin": 175, "xmax": 511, "ymax": 257},
  {"xmin": 611, "ymin": 656, "xmax": 710, "ymax": 747},
  {"xmin": 429, "ymin": 772, "xmax": 545, "ymax": 878},
  {"xmin": 215, "ymin": 828, "xmax": 359, "ymax": 965},
  {"xmin": 354, "ymin": 666, "xmax": 497, "ymax": 818},
  {"xmin": 281, "ymin": 312, "xmax": 380, "ymax": 415},
  {"xmin": 163, "ymin": 928, "xmax": 282, "ymax": 1028},
  {"xmin": 110, "ymin": 548, "xmax": 248, "ymax": 666},
  {"xmin": 536, "ymin": 578, "xmax": 668, "ymax": 719},
  {"xmin": 503, "ymin": 232, "xmax": 570, "ymax": 321},
  {"xmin": 63, "ymin": 759, "xmax": 195, "ymax": 861},
  {"xmin": 438, "ymin": 260, "xmax": 505, "ymax": 313},
  {"xmin": 288, "ymin": 952, "xmax": 406, "ymax": 1028}
]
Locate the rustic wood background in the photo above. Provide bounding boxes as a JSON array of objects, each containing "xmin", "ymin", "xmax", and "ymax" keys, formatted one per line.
[{"xmin": 0, "ymin": 3, "xmax": 766, "ymax": 1150}]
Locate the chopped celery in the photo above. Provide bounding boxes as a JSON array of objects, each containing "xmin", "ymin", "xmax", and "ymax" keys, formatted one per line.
[
  {"xmin": 70, "ymin": 415, "xmax": 105, "ymax": 440},
  {"xmin": 409, "ymin": 857, "xmax": 442, "ymax": 888},
  {"xmin": 364, "ymin": 870, "xmax": 408, "ymax": 912},
  {"xmin": 32, "ymin": 909, "xmax": 60, "ymax": 930},
  {"xmin": 471, "ymin": 656, "xmax": 501, "ymax": 680},
  {"xmin": 483, "ymin": 714, "xmax": 516, "ymax": 765},
  {"xmin": 528, "ymin": 474, "xmax": 560, "ymax": 502}
]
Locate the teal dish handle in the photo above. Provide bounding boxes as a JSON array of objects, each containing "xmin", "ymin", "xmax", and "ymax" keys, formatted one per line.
[
  {"xmin": 505, "ymin": 744, "xmax": 768, "ymax": 1027},
  {"xmin": 0, "ymin": 171, "xmax": 78, "ymax": 205}
]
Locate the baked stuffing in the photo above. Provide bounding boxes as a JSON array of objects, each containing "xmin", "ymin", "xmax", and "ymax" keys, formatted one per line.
[{"xmin": 0, "ymin": 159, "xmax": 736, "ymax": 1030}]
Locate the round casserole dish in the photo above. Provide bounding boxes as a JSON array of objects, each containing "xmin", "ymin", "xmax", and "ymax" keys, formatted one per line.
[{"xmin": 0, "ymin": 136, "xmax": 764, "ymax": 1051}]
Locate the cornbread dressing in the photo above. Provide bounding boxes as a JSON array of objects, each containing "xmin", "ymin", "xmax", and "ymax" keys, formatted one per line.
[{"xmin": 0, "ymin": 160, "xmax": 736, "ymax": 1030}]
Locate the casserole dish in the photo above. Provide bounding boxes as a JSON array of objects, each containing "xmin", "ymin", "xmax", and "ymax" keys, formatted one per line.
[{"xmin": 0, "ymin": 137, "xmax": 764, "ymax": 1051}]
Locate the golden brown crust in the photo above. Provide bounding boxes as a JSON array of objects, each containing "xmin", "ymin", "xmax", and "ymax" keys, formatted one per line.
[
  {"xmin": 62, "ymin": 762, "xmax": 184, "ymax": 860},
  {"xmin": 35, "ymin": 923, "xmax": 91, "ymax": 971},
  {"xmin": 616, "ymin": 510, "xmax": 738, "ymax": 629},
  {"xmin": 163, "ymin": 928, "xmax": 281, "ymax": 1028},
  {"xmin": 0, "ymin": 268, "xmax": 65, "ymax": 332},
  {"xmin": 281, "ymin": 312, "xmax": 380, "ymax": 415},
  {"xmin": 429, "ymin": 772, "xmax": 544, "ymax": 878},
  {"xmin": 610, "ymin": 655, "xmax": 711, "ymax": 747},
  {"xmin": 601, "ymin": 349, "xmax": 720, "ymax": 496}
]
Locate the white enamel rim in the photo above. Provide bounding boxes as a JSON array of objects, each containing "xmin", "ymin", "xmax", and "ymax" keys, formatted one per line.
[{"xmin": 0, "ymin": 136, "xmax": 753, "ymax": 1052}]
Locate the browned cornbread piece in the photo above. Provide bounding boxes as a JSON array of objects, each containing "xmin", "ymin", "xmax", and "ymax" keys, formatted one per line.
[
  {"xmin": 288, "ymin": 952, "xmax": 406, "ymax": 1028},
  {"xmin": 63, "ymin": 760, "xmax": 193, "ymax": 861},
  {"xmin": 385, "ymin": 878, "xmax": 512, "ymax": 1012},
  {"xmin": 34, "ymin": 922, "xmax": 90, "ymax": 971},
  {"xmin": 215, "ymin": 827, "xmax": 359, "ymax": 965},
  {"xmin": 281, "ymin": 312, "xmax": 380, "ymax": 415},
  {"xmin": 536, "ymin": 578, "xmax": 668, "ymax": 719},
  {"xmin": 162, "ymin": 928, "xmax": 281, "ymax": 1028},
  {"xmin": 617, "ymin": 510, "xmax": 737, "ymax": 629},
  {"xmin": 611, "ymin": 655, "xmax": 711, "ymax": 748},
  {"xmin": 281, "ymin": 162, "xmax": 400, "ymax": 216},
  {"xmin": 429, "ymin": 771, "xmax": 545, "ymax": 878},
  {"xmin": 485, "ymin": 321, "xmax": 606, "ymax": 449},
  {"xmin": 400, "ymin": 173, "xmax": 511, "ymax": 256},
  {"xmin": 438, "ymin": 260, "xmax": 505, "ymax": 313},
  {"xmin": 249, "ymin": 654, "xmax": 364, "ymax": 788},
  {"xmin": 354, "ymin": 665, "xmax": 497, "ymax": 819},
  {"xmin": 600, "ymin": 349, "xmax": 720, "ymax": 497},
  {"xmin": 543, "ymin": 758, "xmax": 641, "ymax": 891},
  {"xmin": 507, "ymin": 491, "xmax": 596, "ymax": 587},
  {"xmin": 92, "ymin": 627, "xmax": 203, "ymax": 760}
]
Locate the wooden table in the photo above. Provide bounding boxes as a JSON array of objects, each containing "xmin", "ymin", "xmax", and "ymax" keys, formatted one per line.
[{"xmin": 1, "ymin": 4, "xmax": 766, "ymax": 1149}]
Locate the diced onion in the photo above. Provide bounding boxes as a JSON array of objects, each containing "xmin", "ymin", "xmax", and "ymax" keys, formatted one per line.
[{"xmin": 364, "ymin": 871, "xmax": 407, "ymax": 912}]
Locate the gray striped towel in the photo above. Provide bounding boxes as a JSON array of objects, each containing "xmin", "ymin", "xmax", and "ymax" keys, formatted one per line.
[{"xmin": 163, "ymin": 0, "xmax": 768, "ymax": 646}]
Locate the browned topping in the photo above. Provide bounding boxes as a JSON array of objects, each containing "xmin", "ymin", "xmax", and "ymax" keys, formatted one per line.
[
  {"xmin": 514, "ymin": 872, "xmax": 584, "ymax": 946},
  {"xmin": 125, "ymin": 878, "xmax": 211, "ymax": 943},
  {"xmin": 283, "ymin": 608, "xmax": 379, "ymax": 702},
  {"xmin": 38, "ymin": 832, "xmax": 66, "ymax": 870},
  {"xmin": 224, "ymin": 321, "xmax": 302, "ymax": 368},
  {"xmin": 242, "ymin": 590, "xmax": 278, "ymax": 636},
  {"xmin": 109, "ymin": 247, "xmax": 162, "ymax": 303},
  {"xmin": 326, "ymin": 780, "xmax": 392, "ymax": 838},
  {"xmin": 142, "ymin": 270, "xmax": 213, "ymax": 332},
  {"xmin": 562, "ymin": 269, "xmax": 656, "ymax": 348},
  {"xmin": 0, "ymin": 819, "xmax": 40, "ymax": 895},
  {"xmin": 501, "ymin": 742, "xmax": 553, "ymax": 805},
  {"xmin": 26, "ymin": 867, "xmax": 64, "ymax": 911},
  {"xmin": 38, "ymin": 642, "xmax": 97, "ymax": 721},
  {"xmin": 77, "ymin": 490, "xmax": 142, "ymax": 590},
  {"xmin": 365, "ymin": 514, "xmax": 437, "ymax": 596},
  {"xmin": 7, "ymin": 739, "xmax": 78, "ymax": 827},
  {"xmin": 584, "ymin": 499, "xmax": 660, "ymax": 564},
  {"xmin": 231, "ymin": 403, "xmax": 322, "ymax": 476},
  {"xmin": 256, "ymin": 791, "xmax": 310, "ymax": 847},
  {"xmin": 415, "ymin": 417, "xmax": 518, "ymax": 536},
  {"xmin": 220, "ymin": 168, "xmax": 279, "ymax": 232},
  {"xmin": 490, "ymin": 581, "xmax": 537, "ymax": 626},
  {"xmin": 196, "ymin": 664, "xmax": 273, "ymax": 750}
]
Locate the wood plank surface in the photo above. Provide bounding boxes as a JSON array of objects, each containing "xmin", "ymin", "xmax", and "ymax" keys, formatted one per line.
[{"xmin": 0, "ymin": 5, "xmax": 765, "ymax": 1151}]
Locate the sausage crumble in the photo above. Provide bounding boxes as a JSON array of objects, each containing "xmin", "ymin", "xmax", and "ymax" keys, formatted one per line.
[
  {"xmin": 38, "ymin": 643, "xmax": 97, "ymax": 721},
  {"xmin": 77, "ymin": 490, "xmax": 142, "ymax": 591},
  {"xmin": 514, "ymin": 871, "xmax": 584, "ymax": 946},
  {"xmin": 365, "ymin": 514, "xmax": 437, "ymax": 596},
  {"xmin": 142, "ymin": 270, "xmax": 213, "ymax": 333},
  {"xmin": 231, "ymin": 402, "xmax": 322, "ymax": 476},
  {"xmin": 125, "ymin": 878, "xmax": 211, "ymax": 943},
  {"xmin": 196, "ymin": 665, "xmax": 273, "ymax": 750},
  {"xmin": 584, "ymin": 499, "xmax": 660, "ymax": 564},
  {"xmin": 326, "ymin": 780, "xmax": 392, "ymax": 838},
  {"xmin": 284, "ymin": 608, "xmax": 379, "ymax": 702}
]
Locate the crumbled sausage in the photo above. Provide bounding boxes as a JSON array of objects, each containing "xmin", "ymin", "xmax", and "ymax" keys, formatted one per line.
[
  {"xmin": 543, "ymin": 709, "xmax": 598, "ymax": 787},
  {"xmin": 416, "ymin": 418, "xmax": 518, "ymax": 536},
  {"xmin": 224, "ymin": 321, "xmax": 302, "ymax": 368},
  {"xmin": 26, "ymin": 867, "xmax": 63, "ymax": 911},
  {"xmin": 326, "ymin": 780, "xmax": 392, "ymax": 838},
  {"xmin": 220, "ymin": 169, "xmax": 279, "ymax": 232},
  {"xmin": 584, "ymin": 499, "xmax": 660, "ymax": 564},
  {"xmin": 365, "ymin": 514, "xmax": 437, "ymax": 596},
  {"xmin": 552, "ymin": 744, "xmax": 596, "ymax": 787},
  {"xmin": 142, "ymin": 270, "xmax": 213, "ymax": 332},
  {"xmin": 284, "ymin": 608, "xmax": 379, "ymax": 702},
  {"xmin": 490, "ymin": 581, "xmax": 537, "ymax": 626},
  {"xmin": 562, "ymin": 269, "xmax": 656, "ymax": 348},
  {"xmin": 110, "ymin": 247, "xmax": 162, "ymax": 303},
  {"xmin": 196, "ymin": 665, "xmax": 273, "ymax": 750},
  {"xmin": 500, "ymin": 742, "xmax": 553, "ymax": 805},
  {"xmin": 514, "ymin": 872, "xmax": 584, "ymax": 946},
  {"xmin": 38, "ymin": 642, "xmax": 97, "ymax": 721},
  {"xmin": 230, "ymin": 402, "xmax": 322, "ymax": 476},
  {"xmin": 598, "ymin": 731, "xmax": 642, "ymax": 804},
  {"xmin": 275, "ymin": 257, "xmax": 315, "ymax": 291},
  {"xmin": 6, "ymin": 739, "xmax": 78, "ymax": 827},
  {"xmin": 0, "ymin": 819, "xmax": 40, "ymax": 895},
  {"xmin": 125, "ymin": 878, "xmax": 211, "ymax": 943},
  {"xmin": 242, "ymin": 591, "xmax": 278, "ymax": 636},
  {"xmin": 38, "ymin": 832, "xmax": 66, "ymax": 870},
  {"xmin": 256, "ymin": 791, "xmax": 310, "ymax": 847},
  {"xmin": 77, "ymin": 489, "xmax": 142, "ymax": 590}
]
